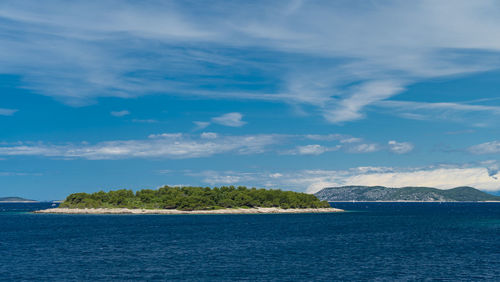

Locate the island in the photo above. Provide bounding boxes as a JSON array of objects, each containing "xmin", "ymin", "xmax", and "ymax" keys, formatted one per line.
[
  {"xmin": 315, "ymin": 186, "xmax": 500, "ymax": 202},
  {"xmin": 35, "ymin": 186, "xmax": 343, "ymax": 214},
  {"xmin": 0, "ymin": 197, "xmax": 38, "ymax": 203}
]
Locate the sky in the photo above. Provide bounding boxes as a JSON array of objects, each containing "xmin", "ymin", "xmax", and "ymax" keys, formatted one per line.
[{"xmin": 2, "ymin": 0, "xmax": 500, "ymax": 200}]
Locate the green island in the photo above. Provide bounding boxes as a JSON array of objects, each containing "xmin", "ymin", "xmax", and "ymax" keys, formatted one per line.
[{"xmin": 59, "ymin": 186, "xmax": 331, "ymax": 211}]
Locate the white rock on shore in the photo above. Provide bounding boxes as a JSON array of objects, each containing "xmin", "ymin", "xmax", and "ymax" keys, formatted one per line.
[{"xmin": 34, "ymin": 207, "xmax": 343, "ymax": 215}]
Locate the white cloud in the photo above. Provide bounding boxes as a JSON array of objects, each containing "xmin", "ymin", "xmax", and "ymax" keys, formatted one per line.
[
  {"xmin": 0, "ymin": 133, "xmax": 281, "ymax": 160},
  {"xmin": 186, "ymin": 170, "xmax": 256, "ymax": 185},
  {"xmin": 340, "ymin": 137, "xmax": 362, "ymax": 144},
  {"xmin": 110, "ymin": 110, "xmax": 130, "ymax": 117},
  {"xmin": 284, "ymin": 142, "xmax": 386, "ymax": 156},
  {"xmin": 0, "ymin": 132, "xmax": 407, "ymax": 159},
  {"xmin": 187, "ymin": 164, "xmax": 500, "ymax": 193},
  {"xmin": 0, "ymin": 171, "xmax": 42, "ymax": 176},
  {"xmin": 468, "ymin": 141, "xmax": 500, "ymax": 154},
  {"xmin": 0, "ymin": 108, "xmax": 18, "ymax": 116},
  {"xmin": 388, "ymin": 140, "xmax": 414, "ymax": 154},
  {"xmin": 200, "ymin": 132, "xmax": 217, "ymax": 139},
  {"xmin": 148, "ymin": 133, "xmax": 183, "ymax": 139},
  {"xmin": 376, "ymin": 100, "xmax": 500, "ymax": 125},
  {"xmin": 336, "ymin": 168, "xmax": 500, "ymax": 193},
  {"xmin": 304, "ymin": 134, "xmax": 361, "ymax": 143},
  {"xmin": 284, "ymin": 134, "xmax": 407, "ymax": 155},
  {"xmin": 268, "ymin": 173, "xmax": 282, "ymax": 178},
  {"xmin": 3, "ymin": 1, "xmax": 500, "ymax": 122},
  {"xmin": 297, "ymin": 145, "xmax": 328, "ymax": 155},
  {"xmin": 132, "ymin": 119, "xmax": 158, "ymax": 123},
  {"xmin": 323, "ymin": 80, "xmax": 405, "ymax": 123},
  {"xmin": 481, "ymin": 160, "xmax": 499, "ymax": 179},
  {"xmin": 211, "ymin": 112, "xmax": 246, "ymax": 127},
  {"xmin": 193, "ymin": 121, "xmax": 210, "ymax": 130},
  {"xmin": 445, "ymin": 129, "xmax": 475, "ymax": 135},
  {"xmin": 346, "ymin": 143, "xmax": 380, "ymax": 153},
  {"xmin": 292, "ymin": 144, "xmax": 338, "ymax": 155}
]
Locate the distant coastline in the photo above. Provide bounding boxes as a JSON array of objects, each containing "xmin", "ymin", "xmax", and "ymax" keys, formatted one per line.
[
  {"xmin": 315, "ymin": 186, "xmax": 500, "ymax": 202},
  {"xmin": 0, "ymin": 201, "xmax": 39, "ymax": 203},
  {"xmin": 0, "ymin": 197, "xmax": 38, "ymax": 203},
  {"xmin": 34, "ymin": 207, "xmax": 343, "ymax": 215}
]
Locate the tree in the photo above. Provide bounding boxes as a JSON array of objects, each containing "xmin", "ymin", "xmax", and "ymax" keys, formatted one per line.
[{"xmin": 60, "ymin": 186, "xmax": 331, "ymax": 210}]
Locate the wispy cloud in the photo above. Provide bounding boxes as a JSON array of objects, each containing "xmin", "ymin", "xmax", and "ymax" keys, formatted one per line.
[
  {"xmin": 3, "ymin": 1, "xmax": 500, "ymax": 122},
  {"xmin": 193, "ymin": 112, "xmax": 246, "ymax": 130},
  {"xmin": 376, "ymin": 100, "xmax": 500, "ymax": 125},
  {"xmin": 0, "ymin": 171, "xmax": 42, "ymax": 176},
  {"xmin": 286, "ymin": 144, "xmax": 340, "ymax": 155},
  {"xmin": 0, "ymin": 132, "xmax": 414, "ymax": 159},
  {"xmin": 193, "ymin": 121, "xmax": 210, "ymax": 131},
  {"xmin": 288, "ymin": 134, "xmax": 412, "ymax": 156},
  {"xmin": 468, "ymin": 141, "xmax": 500, "ymax": 154},
  {"xmin": 110, "ymin": 110, "xmax": 130, "ymax": 117},
  {"xmin": 211, "ymin": 112, "xmax": 246, "ymax": 127},
  {"xmin": 131, "ymin": 119, "xmax": 158, "ymax": 123},
  {"xmin": 445, "ymin": 129, "xmax": 475, "ymax": 135},
  {"xmin": 200, "ymin": 132, "xmax": 217, "ymax": 139},
  {"xmin": 388, "ymin": 140, "xmax": 414, "ymax": 154},
  {"xmin": 0, "ymin": 133, "xmax": 282, "ymax": 160},
  {"xmin": 186, "ymin": 170, "xmax": 257, "ymax": 185},
  {"xmin": 346, "ymin": 143, "xmax": 380, "ymax": 154},
  {"xmin": 0, "ymin": 108, "xmax": 18, "ymax": 116},
  {"xmin": 305, "ymin": 134, "xmax": 359, "ymax": 143},
  {"xmin": 323, "ymin": 80, "xmax": 405, "ymax": 123}
]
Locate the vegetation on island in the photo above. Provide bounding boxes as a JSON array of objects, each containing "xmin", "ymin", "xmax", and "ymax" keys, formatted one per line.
[{"xmin": 59, "ymin": 186, "xmax": 331, "ymax": 210}]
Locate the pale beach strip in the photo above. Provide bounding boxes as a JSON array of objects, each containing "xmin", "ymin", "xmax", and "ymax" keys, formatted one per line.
[{"xmin": 34, "ymin": 207, "xmax": 343, "ymax": 215}]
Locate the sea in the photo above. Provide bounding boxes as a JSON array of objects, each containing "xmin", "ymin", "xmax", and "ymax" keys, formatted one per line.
[{"xmin": 1, "ymin": 202, "xmax": 499, "ymax": 281}]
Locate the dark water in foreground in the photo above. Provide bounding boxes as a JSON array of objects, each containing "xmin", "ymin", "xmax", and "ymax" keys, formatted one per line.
[{"xmin": 1, "ymin": 202, "xmax": 499, "ymax": 281}]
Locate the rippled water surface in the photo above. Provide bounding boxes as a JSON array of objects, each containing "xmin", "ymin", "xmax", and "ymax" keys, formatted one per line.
[{"xmin": 1, "ymin": 202, "xmax": 499, "ymax": 281}]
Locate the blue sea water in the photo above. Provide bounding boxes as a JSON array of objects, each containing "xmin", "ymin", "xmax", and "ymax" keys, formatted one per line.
[{"xmin": 0, "ymin": 202, "xmax": 499, "ymax": 281}]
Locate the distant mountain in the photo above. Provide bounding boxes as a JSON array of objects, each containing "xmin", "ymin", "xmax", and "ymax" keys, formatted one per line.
[
  {"xmin": 0, "ymin": 197, "xmax": 38, "ymax": 202},
  {"xmin": 314, "ymin": 186, "xmax": 500, "ymax": 202}
]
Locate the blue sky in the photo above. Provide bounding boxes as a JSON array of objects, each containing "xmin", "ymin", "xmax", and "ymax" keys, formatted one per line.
[{"xmin": 2, "ymin": 0, "xmax": 500, "ymax": 200}]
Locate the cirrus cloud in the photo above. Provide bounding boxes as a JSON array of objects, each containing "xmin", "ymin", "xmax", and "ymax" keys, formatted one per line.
[
  {"xmin": 388, "ymin": 140, "xmax": 414, "ymax": 154},
  {"xmin": 211, "ymin": 112, "xmax": 246, "ymax": 127},
  {"xmin": 468, "ymin": 141, "xmax": 500, "ymax": 154},
  {"xmin": 0, "ymin": 133, "xmax": 282, "ymax": 160},
  {"xmin": 110, "ymin": 110, "xmax": 130, "ymax": 117},
  {"xmin": 2, "ymin": 1, "xmax": 500, "ymax": 123},
  {"xmin": 0, "ymin": 108, "xmax": 18, "ymax": 116}
]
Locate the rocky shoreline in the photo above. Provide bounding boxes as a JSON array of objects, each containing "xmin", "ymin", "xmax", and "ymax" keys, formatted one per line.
[{"xmin": 34, "ymin": 207, "xmax": 343, "ymax": 215}]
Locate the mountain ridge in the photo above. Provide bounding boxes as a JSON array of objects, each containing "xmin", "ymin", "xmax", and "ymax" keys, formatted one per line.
[{"xmin": 314, "ymin": 186, "xmax": 500, "ymax": 202}]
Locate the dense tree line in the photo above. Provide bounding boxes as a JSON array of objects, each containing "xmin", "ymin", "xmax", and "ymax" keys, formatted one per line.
[{"xmin": 59, "ymin": 186, "xmax": 331, "ymax": 210}]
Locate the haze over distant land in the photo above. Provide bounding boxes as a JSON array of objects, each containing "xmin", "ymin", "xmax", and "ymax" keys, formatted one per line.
[
  {"xmin": 2, "ymin": 1, "xmax": 500, "ymax": 198},
  {"xmin": 0, "ymin": 197, "xmax": 37, "ymax": 203},
  {"xmin": 315, "ymin": 186, "xmax": 500, "ymax": 202}
]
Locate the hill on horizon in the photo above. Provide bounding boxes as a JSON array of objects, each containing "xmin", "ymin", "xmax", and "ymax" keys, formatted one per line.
[
  {"xmin": 314, "ymin": 186, "xmax": 500, "ymax": 202},
  {"xmin": 0, "ymin": 197, "xmax": 38, "ymax": 202}
]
